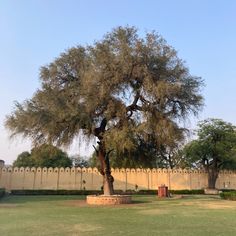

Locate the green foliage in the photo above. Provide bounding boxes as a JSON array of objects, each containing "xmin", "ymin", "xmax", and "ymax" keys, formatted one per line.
[
  {"xmin": 183, "ymin": 118, "xmax": 236, "ymax": 188},
  {"xmin": 220, "ymin": 191, "xmax": 236, "ymax": 200},
  {"xmin": 5, "ymin": 26, "xmax": 203, "ymax": 166},
  {"xmin": 89, "ymin": 130, "xmax": 189, "ymax": 169},
  {"xmin": 30, "ymin": 144, "xmax": 72, "ymax": 168},
  {"xmin": 220, "ymin": 189, "xmax": 236, "ymax": 192},
  {"xmin": 89, "ymin": 144, "xmax": 160, "ymax": 169},
  {"xmin": 10, "ymin": 189, "xmax": 103, "ymax": 195},
  {"xmin": 13, "ymin": 144, "xmax": 72, "ymax": 168},
  {"xmin": 183, "ymin": 119, "xmax": 236, "ymax": 170},
  {"xmin": 0, "ymin": 188, "xmax": 5, "ymax": 198},
  {"xmin": 9, "ymin": 189, "xmax": 204, "ymax": 196},
  {"xmin": 13, "ymin": 151, "xmax": 34, "ymax": 167},
  {"xmin": 169, "ymin": 189, "xmax": 204, "ymax": 195}
]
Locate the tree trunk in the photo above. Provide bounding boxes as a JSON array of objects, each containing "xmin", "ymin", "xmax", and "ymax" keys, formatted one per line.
[
  {"xmin": 97, "ymin": 143, "xmax": 114, "ymax": 195},
  {"xmin": 93, "ymin": 118, "xmax": 114, "ymax": 195},
  {"xmin": 103, "ymin": 170, "xmax": 114, "ymax": 196},
  {"xmin": 207, "ymin": 168, "xmax": 219, "ymax": 189}
]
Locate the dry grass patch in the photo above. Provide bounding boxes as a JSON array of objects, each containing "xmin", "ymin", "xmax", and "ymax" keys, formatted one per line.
[
  {"xmin": 60, "ymin": 199, "xmax": 150, "ymax": 209},
  {"xmin": 71, "ymin": 223, "xmax": 103, "ymax": 233},
  {"xmin": 138, "ymin": 208, "xmax": 171, "ymax": 215},
  {"xmin": 0, "ymin": 203, "xmax": 19, "ymax": 208},
  {"xmin": 177, "ymin": 199, "xmax": 236, "ymax": 209},
  {"xmin": 60, "ymin": 200, "xmax": 88, "ymax": 207}
]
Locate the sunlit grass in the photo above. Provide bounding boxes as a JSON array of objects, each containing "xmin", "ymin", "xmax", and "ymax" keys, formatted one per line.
[{"xmin": 0, "ymin": 194, "xmax": 236, "ymax": 236}]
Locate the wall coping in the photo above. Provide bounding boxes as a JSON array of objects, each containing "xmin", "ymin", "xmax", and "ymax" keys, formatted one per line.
[{"xmin": 1, "ymin": 167, "xmax": 236, "ymax": 174}]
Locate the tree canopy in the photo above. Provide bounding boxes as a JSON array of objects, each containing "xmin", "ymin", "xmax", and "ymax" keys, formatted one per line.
[
  {"xmin": 5, "ymin": 26, "xmax": 204, "ymax": 194},
  {"xmin": 183, "ymin": 118, "xmax": 236, "ymax": 189},
  {"xmin": 13, "ymin": 151, "xmax": 34, "ymax": 167},
  {"xmin": 89, "ymin": 129, "xmax": 186, "ymax": 169},
  {"xmin": 13, "ymin": 144, "xmax": 72, "ymax": 168},
  {"xmin": 6, "ymin": 26, "xmax": 203, "ymax": 151}
]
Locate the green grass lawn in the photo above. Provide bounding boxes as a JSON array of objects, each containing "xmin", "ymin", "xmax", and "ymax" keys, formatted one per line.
[{"xmin": 1, "ymin": 194, "xmax": 236, "ymax": 236}]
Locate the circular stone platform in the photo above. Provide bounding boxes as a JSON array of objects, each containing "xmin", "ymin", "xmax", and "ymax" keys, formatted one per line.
[{"xmin": 86, "ymin": 195, "xmax": 132, "ymax": 205}]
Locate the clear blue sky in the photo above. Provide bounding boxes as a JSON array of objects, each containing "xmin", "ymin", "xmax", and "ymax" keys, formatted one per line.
[{"xmin": 1, "ymin": 0, "xmax": 236, "ymax": 164}]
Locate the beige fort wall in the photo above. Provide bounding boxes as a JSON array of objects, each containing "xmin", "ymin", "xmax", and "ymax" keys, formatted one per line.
[{"xmin": 0, "ymin": 167, "xmax": 236, "ymax": 191}]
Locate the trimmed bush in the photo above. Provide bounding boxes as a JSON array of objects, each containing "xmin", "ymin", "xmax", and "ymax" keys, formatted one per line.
[
  {"xmin": 125, "ymin": 189, "xmax": 204, "ymax": 195},
  {"xmin": 10, "ymin": 189, "xmax": 204, "ymax": 196},
  {"xmin": 220, "ymin": 189, "xmax": 236, "ymax": 193},
  {"xmin": 220, "ymin": 191, "xmax": 236, "ymax": 200},
  {"xmin": 125, "ymin": 189, "xmax": 157, "ymax": 195},
  {"xmin": 11, "ymin": 190, "xmax": 103, "ymax": 195},
  {"xmin": 0, "ymin": 188, "xmax": 5, "ymax": 198},
  {"xmin": 169, "ymin": 189, "xmax": 204, "ymax": 195}
]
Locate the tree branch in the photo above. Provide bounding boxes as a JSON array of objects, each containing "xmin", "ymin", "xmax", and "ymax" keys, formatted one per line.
[
  {"xmin": 126, "ymin": 92, "xmax": 142, "ymax": 118},
  {"xmin": 93, "ymin": 118, "xmax": 107, "ymax": 140},
  {"xmin": 93, "ymin": 145, "xmax": 99, "ymax": 155}
]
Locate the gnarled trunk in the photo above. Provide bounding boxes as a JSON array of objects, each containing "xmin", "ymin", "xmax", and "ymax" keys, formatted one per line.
[
  {"xmin": 97, "ymin": 143, "xmax": 114, "ymax": 195},
  {"xmin": 103, "ymin": 172, "xmax": 114, "ymax": 195},
  {"xmin": 207, "ymin": 168, "xmax": 219, "ymax": 189},
  {"xmin": 93, "ymin": 118, "xmax": 114, "ymax": 195}
]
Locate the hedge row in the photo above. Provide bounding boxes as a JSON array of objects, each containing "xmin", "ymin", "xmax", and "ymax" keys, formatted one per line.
[
  {"xmin": 220, "ymin": 191, "xmax": 236, "ymax": 200},
  {"xmin": 10, "ymin": 189, "xmax": 204, "ymax": 195},
  {"xmin": 170, "ymin": 189, "xmax": 204, "ymax": 195},
  {"xmin": 11, "ymin": 190, "xmax": 103, "ymax": 195},
  {"xmin": 219, "ymin": 189, "xmax": 236, "ymax": 192},
  {"xmin": 0, "ymin": 188, "xmax": 5, "ymax": 198}
]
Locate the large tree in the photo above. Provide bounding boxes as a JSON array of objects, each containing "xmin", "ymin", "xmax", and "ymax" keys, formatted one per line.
[
  {"xmin": 5, "ymin": 26, "xmax": 203, "ymax": 195},
  {"xmin": 183, "ymin": 119, "xmax": 236, "ymax": 189}
]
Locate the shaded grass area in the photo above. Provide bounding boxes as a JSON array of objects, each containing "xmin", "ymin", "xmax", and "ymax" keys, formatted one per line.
[{"xmin": 1, "ymin": 194, "xmax": 236, "ymax": 236}]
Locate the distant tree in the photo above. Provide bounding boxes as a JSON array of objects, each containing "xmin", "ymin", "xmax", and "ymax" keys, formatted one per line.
[
  {"xmin": 154, "ymin": 128, "xmax": 187, "ymax": 169},
  {"xmin": 183, "ymin": 119, "xmax": 236, "ymax": 189},
  {"xmin": 30, "ymin": 144, "xmax": 72, "ymax": 168},
  {"xmin": 13, "ymin": 144, "xmax": 72, "ymax": 168},
  {"xmin": 13, "ymin": 151, "xmax": 33, "ymax": 167},
  {"xmin": 5, "ymin": 26, "xmax": 203, "ymax": 195}
]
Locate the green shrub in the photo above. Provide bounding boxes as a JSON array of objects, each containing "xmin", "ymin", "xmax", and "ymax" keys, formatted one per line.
[
  {"xmin": 126, "ymin": 189, "xmax": 204, "ymax": 195},
  {"xmin": 0, "ymin": 188, "xmax": 5, "ymax": 198},
  {"xmin": 169, "ymin": 189, "xmax": 204, "ymax": 195},
  {"xmin": 11, "ymin": 189, "xmax": 103, "ymax": 195},
  {"xmin": 220, "ymin": 191, "xmax": 236, "ymax": 200},
  {"xmin": 10, "ymin": 188, "xmax": 204, "ymax": 196},
  {"xmin": 125, "ymin": 189, "xmax": 157, "ymax": 195},
  {"xmin": 219, "ymin": 189, "xmax": 236, "ymax": 193}
]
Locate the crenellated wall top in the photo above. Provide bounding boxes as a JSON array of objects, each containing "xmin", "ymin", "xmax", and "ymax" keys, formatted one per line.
[{"xmin": 0, "ymin": 167, "xmax": 236, "ymax": 174}]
